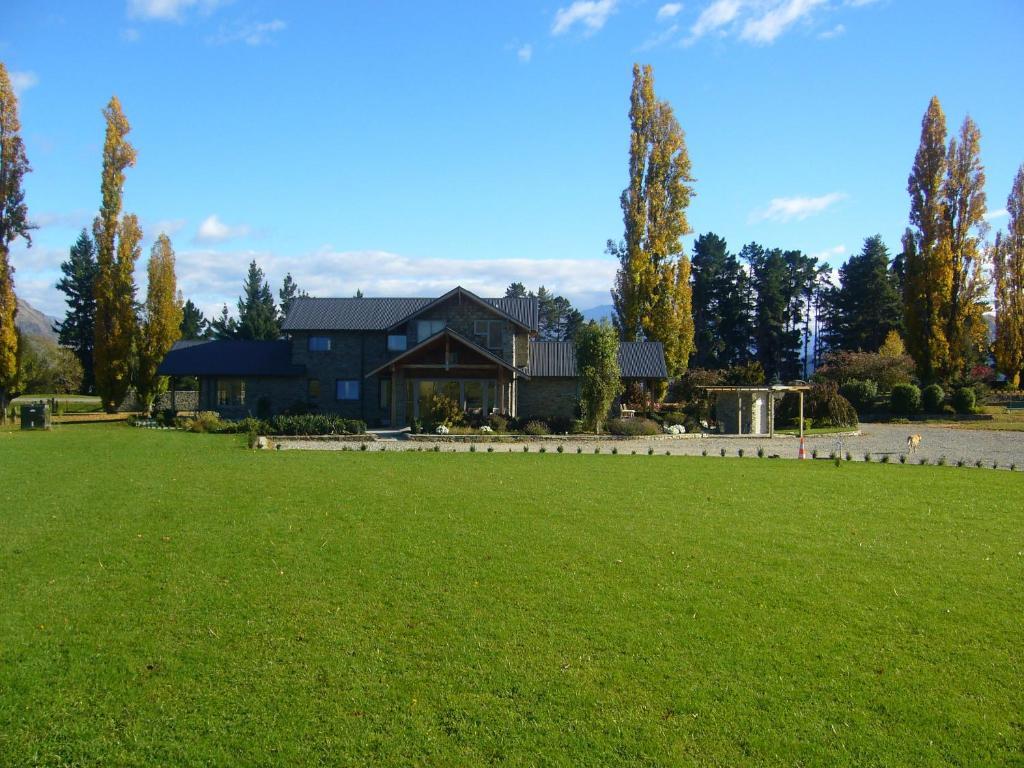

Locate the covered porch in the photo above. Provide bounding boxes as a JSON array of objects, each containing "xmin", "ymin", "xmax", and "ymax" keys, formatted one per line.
[{"xmin": 366, "ymin": 328, "xmax": 528, "ymax": 426}]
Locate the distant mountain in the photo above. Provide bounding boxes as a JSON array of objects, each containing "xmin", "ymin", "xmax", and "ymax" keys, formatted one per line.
[
  {"xmin": 581, "ymin": 304, "xmax": 614, "ymax": 323},
  {"xmin": 15, "ymin": 298, "xmax": 59, "ymax": 343}
]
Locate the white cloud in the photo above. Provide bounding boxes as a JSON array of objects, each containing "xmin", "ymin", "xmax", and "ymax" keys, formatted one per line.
[
  {"xmin": 984, "ymin": 208, "xmax": 1008, "ymax": 222},
  {"xmin": 208, "ymin": 19, "xmax": 287, "ymax": 46},
  {"xmin": 126, "ymin": 0, "xmax": 225, "ymax": 22},
  {"xmin": 741, "ymin": 0, "xmax": 826, "ymax": 44},
  {"xmin": 551, "ymin": 0, "xmax": 617, "ymax": 36},
  {"xmin": 657, "ymin": 3, "xmax": 684, "ymax": 20},
  {"xmin": 517, "ymin": 43, "xmax": 533, "ymax": 63},
  {"xmin": 639, "ymin": 24, "xmax": 680, "ymax": 50},
  {"xmin": 750, "ymin": 192, "xmax": 847, "ymax": 223},
  {"xmin": 9, "ymin": 71, "xmax": 39, "ymax": 96},
  {"xmin": 195, "ymin": 215, "xmax": 251, "ymax": 243},
  {"xmin": 810, "ymin": 244, "xmax": 847, "ymax": 261},
  {"xmin": 151, "ymin": 218, "xmax": 188, "ymax": 238},
  {"xmin": 686, "ymin": 0, "xmax": 743, "ymax": 43},
  {"xmin": 817, "ymin": 22, "xmax": 845, "ymax": 38}
]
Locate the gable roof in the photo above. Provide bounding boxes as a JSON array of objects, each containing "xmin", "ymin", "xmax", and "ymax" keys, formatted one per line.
[
  {"xmin": 281, "ymin": 287, "xmax": 538, "ymax": 332},
  {"xmin": 364, "ymin": 326, "xmax": 530, "ymax": 379},
  {"xmin": 528, "ymin": 340, "xmax": 668, "ymax": 379},
  {"xmin": 157, "ymin": 340, "xmax": 305, "ymax": 377}
]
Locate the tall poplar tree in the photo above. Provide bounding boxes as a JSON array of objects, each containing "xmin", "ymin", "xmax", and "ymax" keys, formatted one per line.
[
  {"xmin": 994, "ymin": 165, "xmax": 1024, "ymax": 387},
  {"xmin": 56, "ymin": 229, "xmax": 99, "ymax": 392},
  {"xmin": 610, "ymin": 63, "xmax": 695, "ymax": 375},
  {"xmin": 904, "ymin": 96, "xmax": 951, "ymax": 382},
  {"xmin": 942, "ymin": 116, "xmax": 989, "ymax": 374},
  {"xmin": 0, "ymin": 62, "xmax": 34, "ymax": 420},
  {"xmin": 136, "ymin": 234, "xmax": 183, "ymax": 411},
  {"xmin": 93, "ymin": 96, "xmax": 140, "ymax": 412}
]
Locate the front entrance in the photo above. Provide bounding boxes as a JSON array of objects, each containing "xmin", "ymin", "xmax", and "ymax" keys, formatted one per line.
[{"xmin": 410, "ymin": 378, "xmax": 498, "ymax": 421}]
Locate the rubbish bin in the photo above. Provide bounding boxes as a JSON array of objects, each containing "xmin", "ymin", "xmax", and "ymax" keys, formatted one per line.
[{"xmin": 21, "ymin": 401, "xmax": 51, "ymax": 430}]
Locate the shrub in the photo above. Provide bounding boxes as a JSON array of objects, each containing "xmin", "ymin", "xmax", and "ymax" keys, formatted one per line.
[
  {"xmin": 952, "ymin": 387, "xmax": 976, "ymax": 414},
  {"xmin": 359, "ymin": 443, "xmax": 368, "ymax": 451},
  {"xmin": 956, "ymin": 458, "xmax": 965, "ymax": 467},
  {"xmin": 488, "ymin": 413, "xmax": 508, "ymax": 433},
  {"xmin": 648, "ymin": 447, "xmax": 655, "ymax": 456},
  {"xmin": 421, "ymin": 393, "xmax": 463, "ymax": 430},
  {"xmin": 523, "ymin": 419, "xmax": 550, "ymax": 436},
  {"xmin": 899, "ymin": 454, "xmax": 906, "ymax": 464},
  {"xmin": 487, "ymin": 446, "xmax": 494, "ymax": 453},
  {"xmin": 937, "ymin": 456, "xmax": 947, "ymax": 466},
  {"xmin": 539, "ymin": 446, "xmax": 547, "ymax": 453},
  {"xmin": 921, "ymin": 384, "xmax": 945, "ymax": 413},
  {"xmin": 547, "ymin": 415, "xmax": 574, "ymax": 434},
  {"xmin": 189, "ymin": 411, "xmax": 224, "ymax": 433},
  {"xmin": 809, "ymin": 382, "xmax": 858, "ymax": 427},
  {"xmin": 469, "ymin": 444, "xmax": 476, "ymax": 453},
  {"xmin": 845, "ymin": 452, "xmax": 853, "ymax": 462},
  {"xmin": 737, "ymin": 448, "xmax": 744, "ymax": 458},
  {"xmin": 522, "ymin": 445, "xmax": 530, "ymax": 452},
  {"xmin": 606, "ymin": 417, "xmax": 660, "ymax": 436},
  {"xmin": 720, "ymin": 447, "xmax": 726, "ymax": 457},
  {"xmin": 811, "ymin": 448, "xmax": 818, "ymax": 459},
  {"xmin": 839, "ymin": 379, "xmax": 878, "ymax": 414},
  {"xmin": 557, "ymin": 444, "xmax": 564, "ymax": 453},
  {"xmin": 863, "ymin": 452, "xmax": 872, "ymax": 462},
  {"xmin": 890, "ymin": 383, "xmax": 921, "ymax": 416},
  {"xmin": 246, "ymin": 426, "xmax": 260, "ymax": 449},
  {"xmin": 880, "ymin": 454, "xmax": 890, "ymax": 463},
  {"xmin": 974, "ymin": 459, "xmax": 983, "ymax": 468},
  {"xmin": 814, "ymin": 350, "xmax": 914, "ymax": 393},
  {"xmin": 611, "ymin": 447, "xmax": 618, "ymax": 455},
  {"xmin": 266, "ymin": 414, "xmax": 365, "ymax": 436},
  {"xmin": 701, "ymin": 449, "xmax": 707, "ymax": 457}
]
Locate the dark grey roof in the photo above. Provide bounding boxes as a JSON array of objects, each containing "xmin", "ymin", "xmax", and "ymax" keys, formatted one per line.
[
  {"xmin": 282, "ymin": 289, "xmax": 539, "ymax": 332},
  {"xmin": 528, "ymin": 340, "xmax": 668, "ymax": 379},
  {"xmin": 157, "ymin": 340, "xmax": 304, "ymax": 377}
]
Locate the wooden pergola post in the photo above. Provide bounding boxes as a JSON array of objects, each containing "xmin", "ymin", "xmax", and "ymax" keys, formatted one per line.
[
  {"xmin": 799, "ymin": 390, "xmax": 805, "ymax": 441},
  {"xmin": 736, "ymin": 391, "xmax": 742, "ymax": 435}
]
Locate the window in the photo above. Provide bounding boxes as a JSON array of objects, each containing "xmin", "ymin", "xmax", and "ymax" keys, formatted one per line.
[
  {"xmin": 416, "ymin": 319, "xmax": 445, "ymax": 343},
  {"xmin": 387, "ymin": 334, "xmax": 407, "ymax": 352},
  {"xmin": 216, "ymin": 378, "xmax": 245, "ymax": 406},
  {"xmin": 336, "ymin": 379, "xmax": 360, "ymax": 401},
  {"xmin": 474, "ymin": 319, "xmax": 503, "ymax": 350},
  {"xmin": 308, "ymin": 335, "xmax": 331, "ymax": 352},
  {"xmin": 308, "ymin": 379, "xmax": 320, "ymax": 399},
  {"xmin": 380, "ymin": 379, "xmax": 392, "ymax": 409}
]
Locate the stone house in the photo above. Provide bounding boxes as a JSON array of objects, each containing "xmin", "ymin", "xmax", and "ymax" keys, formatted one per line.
[{"xmin": 158, "ymin": 286, "xmax": 668, "ymax": 425}]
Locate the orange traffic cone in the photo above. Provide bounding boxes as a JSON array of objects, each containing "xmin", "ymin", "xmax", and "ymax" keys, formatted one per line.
[{"xmin": 798, "ymin": 437, "xmax": 807, "ymax": 460}]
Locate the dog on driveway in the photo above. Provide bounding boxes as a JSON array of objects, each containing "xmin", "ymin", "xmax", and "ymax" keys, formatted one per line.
[{"xmin": 907, "ymin": 434, "xmax": 922, "ymax": 453}]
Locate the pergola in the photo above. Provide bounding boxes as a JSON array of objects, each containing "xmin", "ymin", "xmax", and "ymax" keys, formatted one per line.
[{"xmin": 703, "ymin": 384, "xmax": 812, "ymax": 438}]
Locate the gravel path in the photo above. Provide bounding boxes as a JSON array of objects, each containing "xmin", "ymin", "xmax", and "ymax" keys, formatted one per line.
[{"xmin": 278, "ymin": 423, "xmax": 1024, "ymax": 468}]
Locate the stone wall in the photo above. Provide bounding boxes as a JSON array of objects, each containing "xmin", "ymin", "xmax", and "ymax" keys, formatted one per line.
[
  {"xmin": 289, "ymin": 331, "xmax": 390, "ymax": 425},
  {"xmin": 518, "ymin": 377, "xmax": 579, "ymax": 419},
  {"xmin": 118, "ymin": 389, "xmax": 198, "ymax": 413}
]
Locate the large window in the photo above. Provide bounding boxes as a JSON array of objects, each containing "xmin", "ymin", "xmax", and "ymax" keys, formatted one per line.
[
  {"xmin": 473, "ymin": 320, "xmax": 504, "ymax": 350},
  {"xmin": 336, "ymin": 379, "xmax": 360, "ymax": 401},
  {"xmin": 216, "ymin": 378, "xmax": 245, "ymax": 406},
  {"xmin": 416, "ymin": 319, "xmax": 445, "ymax": 343},
  {"xmin": 387, "ymin": 334, "xmax": 407, "ymax": 352},
  {"xmin": 308, "ymin": 336, "xmax": 331, "ymax": 352}
]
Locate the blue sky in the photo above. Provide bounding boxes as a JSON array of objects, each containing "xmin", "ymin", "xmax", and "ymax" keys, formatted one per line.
[{"xmin": 5, "ymin": 0, "xmax": 1023, "ymax": 318}]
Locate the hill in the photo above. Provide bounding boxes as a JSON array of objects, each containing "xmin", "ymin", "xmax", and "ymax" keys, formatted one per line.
[{"xmin": 15, "ymin": 298, "xmax": 59, "ymax": 343}]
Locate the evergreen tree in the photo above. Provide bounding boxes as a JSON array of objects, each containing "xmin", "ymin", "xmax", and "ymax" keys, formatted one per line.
[
  {"xmin": 93, "ymin": 96, "xmax": 140, "ymax": 412},
  {"xmin": 504, "ymin": 282, "xmax": 527, "ymax": 299},
  {"xmin": 55, "ymin": 229, "xmax": 99, "ymax": 391},
  {"xmin": 236, "ymin": 260, "xmax": 279, "ymax": 340},
  {"xmin": 179, "ymin": 298, "xmax": 209, "ymax": 340},
  {"xmin": 993, "ymin": 165, "xmax": 1024, "ymax": 387},
  {"xmin": 691, "ymin": 232, "xmax": 752, "ymax": 368},
  {"xmin": 136, "ymin": 234, "xmax": 182, "ymax": 411},
  {"xmin": 0, "ymin": 62, "xmax": 34, "ymax": 419},
  {"xmin": 824, "ymin": 236, "xmax": 903, "ymax": 352},
  {"xmin": 575, "ymin": 320, "xmax": 622, "ymax": 433},
  {"xmin": 278, "ymin": 272, "xmax": 306, "ymax": 321},
  {"xmin": 210, "ymin": 304, "xmax": 238, "ymax": 340},
  {"xmin": 610, "ymin": 63, "xmax": 695, "ymax": 375},
  {"xmin": 904, "ymin": 96, "xmax": 951, "ymax": 382}
]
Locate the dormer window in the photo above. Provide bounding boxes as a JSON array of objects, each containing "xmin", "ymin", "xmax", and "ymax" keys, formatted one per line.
[
  {"xmin": 416, "ymin": 319, "xmax": 445, "ymax": 343},
  {"xmin": 474, "ymin": 320, "xmax": 503, "ymax": 350}
]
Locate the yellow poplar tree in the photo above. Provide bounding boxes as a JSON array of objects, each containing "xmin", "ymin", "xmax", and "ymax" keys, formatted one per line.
[
  {"xmin": 905, "ymin": 96, "xmax": 951, "ymax": 382},
  {"xmin": 0, "ymin": 62, "xmax": 34, "ymax": 421},
  {"xmin": 136, "ymin": 233, "xmax": 183, "ymax": 411},
  {"xmin": 993, "ymin": 165, "xmax": 1024, "ymax": 387},
  {"xmin": 93, "ymin": 96, "xmax": 140, "ymax": 412},
  {"xmin": 942, "ymin": 115, "xmax": 989, "ymax": 375},
  {"xmin": 611, "ymin": 64, "xmax": 695, "ymax": 376}
]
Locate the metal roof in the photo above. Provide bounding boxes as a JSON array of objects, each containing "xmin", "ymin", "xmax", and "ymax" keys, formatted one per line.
[
  {"xmin": 157, "ymin": 340, "xmax": 305, "ymax": 377},
  {"xmin": 528, "ymin": 340, "xmax": 668, "ymax": 379},
  {"xmin": 282, "ymin": 289, "xmax": 539, "ymax": 332}
]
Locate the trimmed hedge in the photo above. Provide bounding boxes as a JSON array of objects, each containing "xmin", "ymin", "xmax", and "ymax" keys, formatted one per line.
[
  {"xmin": 607, "ymin": 417, "xmax": 661, "ymax": 436},
  {"xmin": 838, "ymin": 379, "xmax": 878, "ymax": 413},
  {"xmin": 922, "ymin": 384, "xmax": 945, "ymax": 413},
  {"xmin": 890, "ymin": 383, "xmax": 921, "ymax": 416},
  {"xmin": 952, "ymin": 387, "xmax": 976, "ymax": 414}
]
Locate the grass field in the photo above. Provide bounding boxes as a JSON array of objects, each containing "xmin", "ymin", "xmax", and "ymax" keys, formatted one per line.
[{"xmin": 2, "ymin": 426, "xmax": 1022, "ymax": 766}]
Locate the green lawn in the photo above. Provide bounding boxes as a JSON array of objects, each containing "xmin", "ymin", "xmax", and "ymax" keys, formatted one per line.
[{"xmin": 1, "ymin": 426, "xmax": 1022, "ymax": 766}]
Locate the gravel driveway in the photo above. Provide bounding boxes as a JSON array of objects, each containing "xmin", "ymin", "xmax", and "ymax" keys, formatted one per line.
[{"xmin": 278, "ymin": 423, "xmax": 1024, "ymax": 468}]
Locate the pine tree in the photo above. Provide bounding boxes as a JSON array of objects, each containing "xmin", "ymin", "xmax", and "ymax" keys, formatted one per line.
[
  {"xmin": 504, "ymin": 282, "xmax": 527, "ymax": 299},
  {"xmin": 179, "ymin": 298, "xmax": 209, "ymax": 340},
  {"xmin": 93, "ymin": 96, "xmax": 140, "ymax": 412},
  {"xmin": 825, "ymin": 236, "xmax": 903, "ymax": 352},
  {"xmin": 610, "ymin": 63, "xmax": 695, "ymax": 375},
  {"xmin": 0, "ymin": 62, "xmax": 34, "ymax": 421},
  {"xmin": 993, "ymin": 165, "xmax": 1024, "ymax": 387},
  {"xmin": 236, "ymin": 260, "xmax": 279, "ymax": 340},
  {"xmin": 55, "ymin": 229, "xmax": 99, "ymax": 392},
  {"xmin": 904, "ymin": 97, "xmax": 951, "ymax": 382},
  {"xmin": 136, "ymin": 234, "xmax": 182, "ymax": 411},
  {"xmin": 942, "ymin": 116, "xmax": 989, "ymax": 375},
  {"xmin": 691, "ymin": 233, "xmax": 752, "ymax": 368},
  {"xmin": 743, "ymin": 244, "xmax": 812, "ymax": 381},
  {"xmin": 210, "ymin": 304, "xmax": 238, "ymax": 339},
  {"xmin": 278, "ymin": 272, "xmax": 306, "ymax": 322}
]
